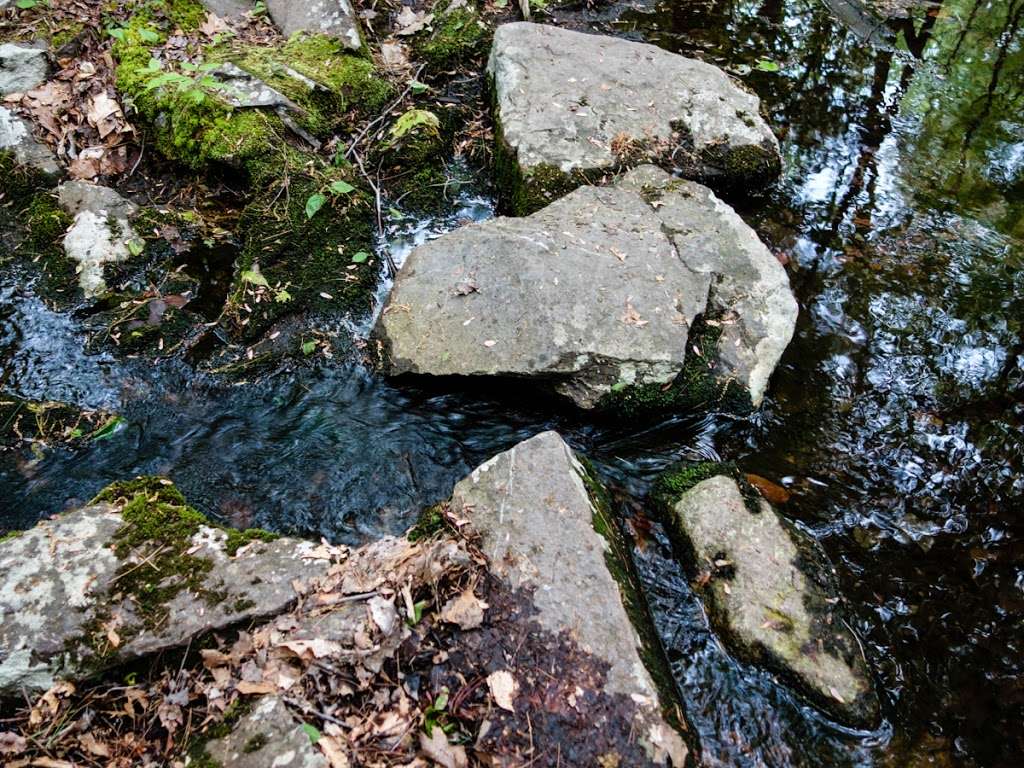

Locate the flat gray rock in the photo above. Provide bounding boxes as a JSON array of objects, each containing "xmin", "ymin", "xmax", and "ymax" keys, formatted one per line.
[
  {"xmin": 58, "ymin": 180, "xmax": 138, "ymax": 220},
  {"xmin": 450, "ymin": 431, "xmax": 688, "ymax": 765},
  {"xmin": 266, "ymin": 0, "xmax": 362, "ymax": 52},
  {"xmin": 204, "ymin": 695, "xmax": 327, "ymax": 768},
  {"xmin": 488, "ymin": 23, "xmax": 780, "ymax": 211},
  {"xmin": 376, "ymin": 165, "xmax": 795, "ymax": 409},
  {"xmin": 0, "ymin": 505, "xmax": 329, "ymax": 696},
  {"xmin": 200, "ymin": 0, "xmax": 255, "ymax": 19},
  {"xmin": 0, "ymin": 105, "xmax": 60, "ymax": 178},
  {"xmin": 669, "ymin": 475, "xmax": 879, "ymax": 726},
  {"xmin": 0, "ymin": 43, "xmax": 48, "ymax": 95}
]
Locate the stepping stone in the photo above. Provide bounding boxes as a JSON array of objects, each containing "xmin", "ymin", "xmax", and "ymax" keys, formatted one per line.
[
  {"xmin": 376, "ymin": 165, "xmax": 796, "ymax": 411},
  {"xmin": 0, "ymin": 499, "xmax": 329, "ymax": 696},
  {"xmin": 0, "ymin": 43, "xmax": 48, "ymax": 96},
  {"xmin": 666, "ymin": 474, "xmax": 879, "ymax": 726},
  {"xmin": 266, "ymin": 0, "xmax": 363, "ymax": 52},
  {"xmin": 488, "ymin": 22, "xmax": 781, "ymax": 213},
  {"xmin": 451, "ymin": 431, "xmax": 688, "ymax": 765}
]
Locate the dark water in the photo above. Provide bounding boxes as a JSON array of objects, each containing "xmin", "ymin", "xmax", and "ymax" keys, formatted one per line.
[{"xmin": 3, "ymin": 0, "xmax": 1023, "ymax": 765}]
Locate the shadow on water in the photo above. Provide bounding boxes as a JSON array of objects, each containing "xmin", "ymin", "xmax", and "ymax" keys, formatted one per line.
[{"xmin": 2, "ymin": 0, "xmax": 1023, "ymax": 765}]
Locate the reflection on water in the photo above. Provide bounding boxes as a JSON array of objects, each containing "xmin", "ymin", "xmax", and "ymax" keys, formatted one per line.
[
  {"xmin": 1, "ymin": 0, "xmax": 1022, "ymax": 765},
  {"xmin": 607, "ymin": 0, "xmax": 1023, "ymax": 764}
]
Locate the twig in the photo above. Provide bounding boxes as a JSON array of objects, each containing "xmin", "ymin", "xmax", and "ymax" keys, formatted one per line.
[{"xmin": 344, "ymin": 64, "xmax": 426, "ymax": 160}]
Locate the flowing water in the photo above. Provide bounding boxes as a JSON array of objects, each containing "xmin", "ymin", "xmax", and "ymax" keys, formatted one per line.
[{"xmin": 2, "ymin": 0, "xmax": 1022, "ymax": 765}]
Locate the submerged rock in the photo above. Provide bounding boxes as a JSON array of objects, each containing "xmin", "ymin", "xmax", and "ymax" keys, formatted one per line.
[
  {"xmin": 0, "ymin": 43, "xmax": 48, "ymax": 96},
  {"xmin": 58, "ymin": 182, "xmax": 140, "ymax": 298},
  {"xmin": 204, "ymin": 695, "xmax": 327, "ymax": 768},
  {"xmin": 266, "ymin": 0, "xmax": 362, "ymax": 52},
  {"xmin": 450, "ymin": 431, "xmax": 689, "ymax": 765},
  {"xmin": 0, "ymin": 486, "xmax": 329, "ymax": 696},
  {"xmin": 667, "ymin": 475, "xmax": 879, "ymax": 726},
  {"xmin": 0, "ymin": 105, "xmax": 59, "ymax": 178},
  {"xmin": 376, "ymin": 165, "xmax": 795, "ymax": 411},
  {"xmin": 488, "ymin": 22, "xmax": 780, "ymax": 213}
]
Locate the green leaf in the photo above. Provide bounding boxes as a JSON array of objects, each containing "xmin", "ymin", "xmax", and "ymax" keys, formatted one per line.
[
  {"xmin": 92, "ymin": 416, "xmax": 125, "ymax": 441},
  {"xmin": 16, "ymin": 0, "xmax": 39, "ymax": 9},
  {"xmin": 301, "ymin": 340, "xmax": 316, "ymax": 356},
  {"xmin": 328, "ymin": 180, "xmax": 356, "ymax": 195},
  {"xmin": 70, "ymin": 427, "xmax": 83, "ymax": 439},
  {"xmin": 493, "ymin": 0, "xmax": 508, "ymax": 6},
  {"xmin": 274, "ymin": 289, "xmax": 292, "ymax": 303},
  {"xmin": 305, "ymin": 192, "xmax": 327, "ymax": 220},
  {"xmin": 409, "ymin": 80, "xmax": 429, "ymax": 94},
  {"xmin": 241, "ymin": 269, "xmax": 269, "ymax": 287},
  {"xmin": 107, "ymin": 27, "xmax": 126, "ymax": 41},
  {"xmin": 754, "ymin": 58, "xmax": 780, "ymax": 72},
  {"xmin": 138, "ymin": 28, "xmax": 161, "ymax": 43},
  {"xmin": 434, "ymin": 690, "xmax": 449, "ymax": 711},
  {"xmin": 126, "ymin": 238, "xmax": 145, "ymax": 257},
  {"xmin": 388, "ymin": 207, "xmax": 404, "ymax": 219},
  {"xmin": 350, "ymin": 251, "xmax": 369, "ymax": 264},
  {"xmin": 301, "ymin": 724, "xmax": 321, "ymax": 744},
  {"xmin": 145, "ymin": 58, "xmax": 162, "ymax": 73},
  {"xmin": 389, "ymin": 109, "xmax": 440, "ymax": 140}
]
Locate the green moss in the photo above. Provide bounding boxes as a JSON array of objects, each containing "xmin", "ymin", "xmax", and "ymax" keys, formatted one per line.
[
  {"xmin": 577, "ymin": 459, "xmax": 689, "ymax": 736},
  {"xmin": 699, "ymin": 141, "xmax": 781, "ymax": 186},
  {"xmin": 377, "ymin": 109, "xmax": 450, "ymax": 213},
  {"xmin": 243, "ymin": 734, "xmax": 269, "ymax": 753},
  {"xmin": 224, "ymin": 527, "xmax": 278, "ymax": 556},
  {"xmin": 650, "ymin": 461, "xmax": 730, "ymax": 510},
  {"xmin": 1, "ymin": 395, "xmax": 116, "ymax": 449},
  {"xmin": 416, "ymin": 4, "xmax": 489, "ymax": 73},
  {"xmin": 598, "ymin": 314, "xmax": 754, "ymax": 419},
  {"xmin": 226, "ymin": 33, "xmax": 393, "ymax": 138},
  {"xmin": 408, "ymin": 504, "xmax": 448, "ymax": 542},
  {"xmin": 0, "ymin": 530, "xmax": 24, "ymax": 543},
  {"xmin": 164, "ymin": 0, "xmax": 208, "ymax": 31}
]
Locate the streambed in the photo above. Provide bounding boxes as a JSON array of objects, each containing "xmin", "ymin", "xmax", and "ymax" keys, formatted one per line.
[{"xmin": 2, "ymin": 0, "xmax": 1022, "ymax": 765}]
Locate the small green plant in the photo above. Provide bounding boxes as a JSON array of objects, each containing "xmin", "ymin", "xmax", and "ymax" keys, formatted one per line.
[
  {"xmin": 389, "ymin": 109, "xmax": 440, "ymax": 141},
  {"xmin": 140, "ymin": 59, "xmax": 230, "ymax": 106},
  {"xmin": 305, "ymin": 178, "xmax": 357, "ymax": 220},
  {"xmin": 422, "ymin": 688, "xmax": 454, "ymax": 737}
]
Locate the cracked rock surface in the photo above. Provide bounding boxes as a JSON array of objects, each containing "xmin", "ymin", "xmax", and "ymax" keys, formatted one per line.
[{"xmin": 375, "ymin": 165, "xmax": 796, "ymax": 409}]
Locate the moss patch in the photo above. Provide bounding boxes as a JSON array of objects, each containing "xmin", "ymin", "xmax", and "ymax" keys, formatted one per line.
[
  {"xmin": 598, "ymin": 314, "xmax": 754, "ymax": 420},
  {"xmin": 415, "ymin": 3, "xmax": 489, "ymax": 73}
]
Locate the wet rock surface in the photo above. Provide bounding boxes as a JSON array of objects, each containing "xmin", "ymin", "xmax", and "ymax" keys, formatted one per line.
[
  {"xmin": 266, "ymin": 0, "xmax": 362, "ymax": 52},
  {"xmin": 668, "ymin": 475, "xmax": 879, "ymax": 726},
  {"xmin": 0, "ymin": 43, "xmax": 48, "ymax": 96},
  {"xmin": 377, "ymin": 165, "xmax": 795, "ymax": 410},
  {"xmin": 0, "ymin": 105, "xmax": 59, "ymax": 177},
  {"xmin": 450, "ymin": 431, "xmax": 688, "ymax": 765},
  {"xmin": 0, "ymin": 502, "xmax": 329, "ymax": 695},
  {"xmin": 488, "ymin": 22, "xmax": 780, "ymax": 211},
  {"xmin": 205, "ymin": 695, "xmax": 328, "ymax": 768},
  {"xmin": 57, "ymin": 182, "xmax": 139, "ymax": 298}
]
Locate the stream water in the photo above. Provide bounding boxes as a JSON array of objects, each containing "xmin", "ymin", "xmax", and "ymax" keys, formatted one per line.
[{"xmin": 2, "ymin": 0, "xmax": 1022, "ymax": 765}]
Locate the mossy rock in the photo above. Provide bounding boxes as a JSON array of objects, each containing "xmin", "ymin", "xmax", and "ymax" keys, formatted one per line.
[
  {"xmin": 414, "ymin": 2, "xmax": 490, "ymax": 74},
  {"xmin": 376, "ymin": 108, "xmax": 452, "ymax": 214},
  {"xmin": 0, "ymin": 394, "xmax": 119, "ymax": 450},
  {"xmin": 597, "ymin": 313, "xmax": 754, "ymax": 420}
]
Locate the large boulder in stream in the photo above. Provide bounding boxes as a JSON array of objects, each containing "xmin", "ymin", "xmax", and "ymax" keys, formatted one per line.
[
  {"xmin": 488, "ymin": 22, "xmax": 781, "ymax": 214},
  {"xmin": 376, "ymin": 165, "xmax": 797, "ymax": 412},
  {"xmin": 667, "ymin": 475, "xmax": 879, "ymax": 726},
  {"xmin": 450, "ymin": 431, "xmax": 689, "ymax": 765},
  {"xmin": 0, "ymin": 482, "xmax": 329, "ymax": 696}
]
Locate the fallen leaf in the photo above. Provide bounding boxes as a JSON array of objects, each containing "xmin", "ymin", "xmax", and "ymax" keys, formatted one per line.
[
  {"xmin": 380, "ymin": 41, "xmax": 410, "ymax": 72},
  {"xmin": 200, "ymin": 12, "xmax": 230, "ymax": 37},
  {"xmin": 395, "ymin": 7, "xmax": 434, "ymax": 36},
  {"xmin": 0, "ymin": 732, "xmax": 27, "ymax": 755},
  {"xmin": 235, "ymin": 680, "xmax": 277, "ymax": 695},
  {"xmin": 319, "ymin": 734, "xmax": 351, "ymax": 768},
  {"xmin": 79, "ymin": 732, "xmax": 110, "ymax": 757},
  {"xmin": 621, "ymin": 300, "xmax": 649, "ymax": 327},
  {"xmin": 745, "ymin": 474, "xmax": 791, "ymax": 504},
  {"xmin": 368, "ymin": 595, "xmax": 398, "ymax": 635},
  {"xmin": 440, "ymin": 588, "xmax": 487, "ymax": 629},
  {"xmin": 487, "ymin": 670, "xmax": 517, "ymax": 712},
  {"xmin": 278, "ymin": 638, "xmax": 343, "ymax": 660},
  {"xmin": 419, "ymin": 727, "xmax": 468, "ymax": 768}
]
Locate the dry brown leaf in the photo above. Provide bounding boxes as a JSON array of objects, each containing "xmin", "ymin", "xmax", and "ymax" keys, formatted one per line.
[
  {"xmin": 745, "ymin": 474, "xmax": 792, "ymax": 504},
  {"xmin": 200, "ymin": 12, "xmax": 230, "ymax": 37},
  {"xmin": 419, "ymin": 727, "xmax": 468, "ymax": 768},
  {"xmin": 319, "ymin": 735, "xmax": 351, "ymax": 768},
  {"xmin": 278, "ymin": 638, "xmax": 343, "ymax": 660},
  {"xmin": 395, "ymin": 7, "xmax": 433, "ymax": 36},
  {"xmin": 78, "ymin": 732, "xmax": 110, "ymax": 757},
  {"xmin": 0, "ymin": 732, "xmax": 27, "ymax": 755},
  {"xmin": 440, "ymin": 588, "xmax": 487, "ymax": 630},
  {"xmin": 235, "ymin": 680, "xmax": 277, "ymax": 695},
  {"xmin": 486, "ymin": 670, "xmax": 517, "ymax": 712}
]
